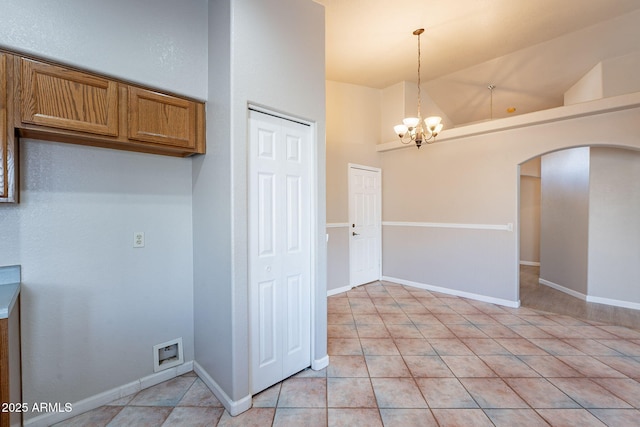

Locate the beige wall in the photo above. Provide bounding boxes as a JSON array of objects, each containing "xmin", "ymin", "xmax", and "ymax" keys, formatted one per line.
[
  {"xmin": 326, "ymin": 80, "xmax": 382, "ymax": 222},
  {"xmin": 326, "ymin": 81, "xmax": 382, "ymax": 291},
  {"xmin": 539, "ymin": 148, "xmax": 590, "ymax": 296},
  {"xmin": 519, "ymin": 175, "xmax": 541, "ymax": 265},
  {"xmin": 533, "ymin": 146, "xmax": 640, "ymax": 307},
  {"xmin": 520, "ymin": 157, "xmax": 541, "ymax": 265},
  {"xmin": 379, "ymin": 105, "xmax": 640, "ymax": 304},
  {"xmin": 588, "ymin": 147, "xmax": 640, "ymax": 305}
]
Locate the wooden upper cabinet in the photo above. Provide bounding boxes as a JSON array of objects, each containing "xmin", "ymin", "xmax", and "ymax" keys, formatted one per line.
[
  {"xmin": 0, "ymin": 52, "xmax": 18, "ymax": 203},
  {"xmin": 14, "ymin": 53, "xmax": 205, "ymax": 158},
  {"xmin": 128, "ymin": 87, "xmax": 196, "ymax": 149},
  {"xmin": 20, "ymin": 58, "xmax": 119, "ymax": 137},
  {"xmin": 0, "ymin": 49, "xmax": 206, "ymax": 203}
]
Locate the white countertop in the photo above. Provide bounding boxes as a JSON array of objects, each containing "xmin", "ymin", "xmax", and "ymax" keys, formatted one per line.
[{"xmin": 0, "ymin": 265, "xmax": 21, "ymax": 319}]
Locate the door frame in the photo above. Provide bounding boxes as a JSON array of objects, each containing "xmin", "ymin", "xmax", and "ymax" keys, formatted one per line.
[
  {"xmin": 247, "ymin": 105, "xmax": 318, "ymax": 394},
  {"xmin": 348, "ymin": 163, "xmax": 382, "ymax": 287}
]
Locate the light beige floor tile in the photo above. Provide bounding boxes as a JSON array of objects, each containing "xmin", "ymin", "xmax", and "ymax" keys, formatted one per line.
[
  {"xmin": 589, "ymin": 409, "xmax": 640, "ymax": 426},
  {"xmin": 556, "ymin": 355, "xmax": 627, "ymax": 377},
  {"xmin": 53, "ymin": 406, "xmax": 122, "ymax": 427},
  {"xmin": 328, "ymin": 338, "xmax": 362, "ymax": 356},
  {"xmin": 106, "ymin": 406, "xmax": 172, "ymax": 427},
  {"xmin": 591, "ymin": 378, "xmax": 640, "ymax": 408},
  {"xmin": 386, "ymin": 323, "xmax": 423, "ymax": 339},
  {"xmin": 129, "ymin": 377, "xmax": 197, "ymax": 407},
  {"xmin": 327, "ymin": 408, "xmax": 382, "ymax": 427},
  {"xmin": 160, "ymin": 407, "xmax": 223, "ymax": 426},
  {"xmin": 359, "ymin": 338, "xmax": 399, "ymax": 355},
  {"xmin": 252, "ymin": 384, "xmax": 281, "ymax": 408},
  {"xmin": 563, "ymin": 339, "xmax": 622, "ymax": 356},
  {"xmin": 273, "ymin": 408, "xmax": 326, "ymax": 427},
  {"xmin": 394, "ymin": 338, "xmax": 437, "ymax": 356},
  {"xmin": 327, "ymin": 377, "xmax": 377, "ymax": 408},
  {"xmin": 379, "ymin": 409, "xmax": 439, "ymax": 427},
  {"xmin": 494, "ymin": 338, "xmax": 547, "ymax": 355},
  {"xmin": 277, "ymin": 378, "xmax": 326, "ymax": 408},
  {"xmin": 547, "ymin": 378, "xmax": 633, "ymax": 408},
  {"xmin": 370, "ymin": 378, "xmax": 427, "ymax": 408},
  {"xmin": 355, "ymin": 323, "xmax": 390, "ymax": 338},
  {"xmin": 178, "ymin": 378, "xmax": 223, "ymax": 407},
  {"xmin": 504, "ymin": 378, "xmax": 580, "ymax": 409},
  {"xmin": 403, "ymin": 355, "xmax": 455, "ymax": 377},
  {"xmin": 429, "ymin": 338, "xmax": 474, "ymax": 356},
  {"xmin": 479, "ymin": 355, "xmax": 540, "ymax": 377},
  {"xmin": 459, "ymin": 378, "xmax": 528, "ymax": 409},
  {"xmin": 537, "ymin": 408, "xmax": 607, "ymax": 426},
  {"xmin": 528, "ymin": 338, "xmax": 586, "ymax": 356},
  {"xmin": 326, "ymin": 355, "xmax": 369, "ymax": 377},
  {"xmin": 518, "ymin": 355, "xmax": 582, "ymax": 377},
  {"xmin": 431, "ymin": 409, "xmax": 494, "ymax": 427},
  {"xmin": 415, "ymin": 378, "xmax": 478, "ymax": 408},
  {"xmin": 462, "ymin": 338, "xmax": 510, "ymax": 355},
  {"xmin": 484, "ymin": 409, "xmax": 550, "ymax": 427},
  {"xmin": 595, "ymin": 356, "xmax": 640, "ymax": 379},
  {"xmin": 327, "ymin": 313, "xmax": 355, "ymax": 325},
  {"xmin": 365, "ymin": 355, "xmax": 411, "ymax": 377},
  {"xmin": 216, "ymin": 408, "xmax": 275, "ymax": 427},
  {"xmin": 440, "ymin": 356, "xmax": 498, "ymax": 378}
]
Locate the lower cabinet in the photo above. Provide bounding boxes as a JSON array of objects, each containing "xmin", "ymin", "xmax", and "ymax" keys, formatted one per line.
[{"xmin": 0, "ymin": 296, "xmax": 21, "ymax": 427}]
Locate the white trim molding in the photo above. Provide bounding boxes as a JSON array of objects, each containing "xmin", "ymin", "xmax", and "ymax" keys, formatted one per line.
[
  {"xmin": 382, "ymin": 275, "xmax": 520, "ymax": 308},
  {"xmin": 539, "ymin": 278, "xmax": 587, "ymax": 301},
  {"xmin": 327, "ymin": 284, "xmax": 352, "ymax": 296},
  {"xmin": 24, "ymin": 361, "xmax": 194, "ymax": 427},
  {"xmin": 312, "ymin": 355, "xmax": 330, "ymax": 371},
  {"xmin": 194, "ymin": 361, "xmax": 252, "ymax": 416},
  {"xmin": 383, "ymin": 221, "xmax": 513, "ymax": 231},
  {"xmin": 326, "ymin": 222, "xmax": 349, "ymax": 228},
  {"xmin": 520, "ymin": 261, "xmax": 541, "ymax": 267},
  {"xmin": 586, "ymin": 295, "xmax": 640, "ymax": 311},
  {"xmin": 377, "ymin": 91, "xmax": 640, "ymax": 152}
]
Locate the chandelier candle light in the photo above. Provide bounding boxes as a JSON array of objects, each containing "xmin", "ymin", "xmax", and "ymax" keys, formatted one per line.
[{"xmin": 393, "ymin": 28, "xmax": 443, "ymax": 149}]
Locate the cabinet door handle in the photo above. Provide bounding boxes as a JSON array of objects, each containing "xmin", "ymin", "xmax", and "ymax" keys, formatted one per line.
[{"xmin": 352, "ymin": 232, "xmax": 360, "ymax": 236}]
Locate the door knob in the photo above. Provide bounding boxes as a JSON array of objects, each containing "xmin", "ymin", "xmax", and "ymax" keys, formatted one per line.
[{"xmin": 352, "ymin": 232, "xmax": 359, "ymax": 236}]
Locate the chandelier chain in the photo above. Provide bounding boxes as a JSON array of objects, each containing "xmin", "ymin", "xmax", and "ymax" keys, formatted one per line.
[{"xmin": 417, "ymin": 30, "xmax": 421, "ymax": 118}]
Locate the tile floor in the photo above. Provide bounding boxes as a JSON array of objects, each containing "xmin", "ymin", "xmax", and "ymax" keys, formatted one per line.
[{"xmin": 56, "ymin": 280, "xmax": 640, "ymax": 426}]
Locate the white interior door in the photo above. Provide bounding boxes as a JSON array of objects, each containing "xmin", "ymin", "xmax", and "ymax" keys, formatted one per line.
[
  {"xmin": 349, "ymin": 164, "xmax": 382, "ymax": 287},
  {"xmin": 249, "ymin": 109, "xmax": 312, "ymax": 394}
]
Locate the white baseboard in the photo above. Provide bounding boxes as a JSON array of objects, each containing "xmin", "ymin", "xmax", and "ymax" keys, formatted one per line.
[
  {"xmin": 312, "ymin": 354, "xmax": 330, "ymax": 371},
  {"xmin": 539, "ymin": 278, "xmax": 640, "ymax": 310},
  {"xmin": 193, "ymin": 361, "xmax": 252, "ymax": 417},
  {"xmin": 538, "ymin": 278, "xmax": 587, "ymax": 301},
  {"xmin": 520, "ymin": 261, "xmax": 540, "ymax": 266},
  {"xmin": 24, "ymin": 361, "xmax": 194, "ymax": 427},
  {"xmin": 327, "ymin": 284, "xmax": 352, "ymax": 296},
  {"xmin": 586, "ymin": 295, "xmax": 640, "ymax": 311},
  {"xmin": 382, "ymin": 276, "xmax": 520, "ymax": 308}
]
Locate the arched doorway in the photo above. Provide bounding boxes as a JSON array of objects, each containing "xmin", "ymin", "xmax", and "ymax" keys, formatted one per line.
[{"xmin": 518, "ymin": 146, "xmax": 640, "ymax": 329}]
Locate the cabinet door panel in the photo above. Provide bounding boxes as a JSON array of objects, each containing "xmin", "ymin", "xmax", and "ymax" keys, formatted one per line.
[
  {"xmin": 1, "ymin": 52, "xmax": 7, "ymax": 200},
  {"xmin": 0, "ymin": 52, "xmax": 18, "ymax": 203},
  {"xmin": 21, "ymin": 58, "xmax": 118, "ymax": 136},
  {"xmin": 128, "ymin": 87, "xmax": 196, "ymax": 149}
]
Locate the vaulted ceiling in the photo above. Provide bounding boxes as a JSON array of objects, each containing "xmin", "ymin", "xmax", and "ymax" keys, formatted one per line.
[{"xmin": 316, "ymin": 0, "xmax": 640, "ymax": 125}]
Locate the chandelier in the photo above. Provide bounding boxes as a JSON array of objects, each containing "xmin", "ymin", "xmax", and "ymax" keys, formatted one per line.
[{"xmin": 393, "ymin": 28, "xmax": 443, "ymax": 149}]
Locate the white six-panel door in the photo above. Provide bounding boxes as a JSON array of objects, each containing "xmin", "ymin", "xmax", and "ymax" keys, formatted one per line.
[
  {"xmin": 349, "ymin": 165, "xmax": 381, "ymax": 287},
  {"xmin": 249, "ymin": 110, "xmax": 311, "ymax": 394}
]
